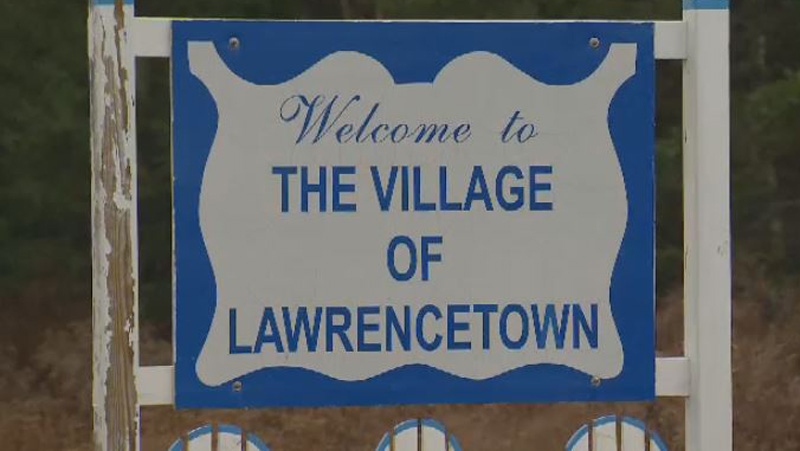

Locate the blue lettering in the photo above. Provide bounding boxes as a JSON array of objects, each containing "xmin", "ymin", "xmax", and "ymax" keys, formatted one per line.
[
  {"xmin": 280, "ymin": 94, "xmax": 472, "ymax": 145},
  {"xmin": 516, "ymin": 123, "xmax": 537, "ymax": 143},
  {"xmin": 279, "ymin": 94, "xmax": 361, "ymax": 144},
  {"xmin": 500, "ymin": 304, "xmax": 529, "ymax": 350},
  {"xmin": 254, "ymin": 307, "xmax": 285, "ymax": 353},
  {"xmin": 332, "ymin": 166, "xmax": 356, "ymax": 212},
  {"xmin": 453, "ymin": 124, "xmax": 472, "ymax": 143},
  {"xmin": 420, "ymin": 236, "xmax": 443, "ymax": 281},
  {"xmin": 271, "ymin": 166, "xmax": 297, "ymax": 213},
  {"xmin": 390, "ymin": 124, "xmax": 410, "ymax": 143},
  {"xmin": 371, "ymin": 166, "xmax": 398, "ymax": 211},
  {"xmin": 464, "ymin": 166, "xmax": 494, "ymax": 211},
  {"xmin": 413, "ymin": 166, "xmax": 436, "ymax": 211},
  {"xmin": 501, "ymin": 110, "xmax": 524, "ymax": 143},
  {"xmin": 500, "ymin": 111, "xmax": 537, "ymax": 143},
  {"xmin": 387, "ymin": 236, "xmax": 417, "ymax": 281},
  {"xmin": 325, "ymin": 307, "xmax": 354, "ymax": 352},
  {"xmin": 228, "ymin": 308, "xmax": 253, "ymax": 354},
  {"xmin": 530, "ymin": 166, "xmax": 553, "ymax": 211},
  {"xmin": 372, "ymin": 123, "xmax": 390, "ymax": 142},
  {"xmin": 357, "ymin": 306, "xmax": 382, "ymax": 352},
  {"xmin": 473, "ymin": 304, "xmax": 498, "ymax": 350},
  {"xmin": 439, "ymin": 166, "xmax": 463, "ymax": 211},
  {"xmin": 447, "ymin": 304, "xmax": 471, "ymax": 350},
  {"xmin": 278, "ymin": 94, "xmax": 309, "ymax": 124},
  {"xmin": 386, "ymin": 306, "xmax": 412, "ymax": 351},
  {"xmin": 531, "ymin": 304, "xmax": 570, "ymax": 349},
  {"xmin": 240, "ymin": 303, "xmax": 590, "ymax": 355},
  {"xmin": 572, "ymin": 303, "xmax": 598, "ymax": 349},
  {"xmin": 355, "ymin": 103, "xmax": 380, "ymax": 142},
  {"xmin": 335, "ymin": 123, "xmax": 354, "ymax": 143},
  {"xmin": 301, "ymin": 166, "xmax": 327, "ymax": 212},
  {"xmin": 281, "ymin": 306, "xmax": 322, "ymax": 352},
  {"xmin": 401, "ymin": 166, "xmax": 410, "ymax": 211},
  {"xmin": 411, "ymin": 123, "xmax": 446, "ymax": 143},
  {"xmin": 496, "ymin": 165, "xmax": 524, "ymax": 211},
  {"xmin": 416, "ymin": 304, "xmax": 442, "ymax": 351}
]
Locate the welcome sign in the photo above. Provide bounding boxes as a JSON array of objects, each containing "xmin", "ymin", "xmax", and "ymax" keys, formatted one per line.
[{"xmin": 172, "ymin": 21, "xmax": 655, "ymax": 408}]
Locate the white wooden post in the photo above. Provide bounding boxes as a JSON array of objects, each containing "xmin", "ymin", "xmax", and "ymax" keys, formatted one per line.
[
  {"xmin": 682, "ymin": 1, "xmax": 732, "ymax": 450},
  {"xmin": 89, "ymin": 0, "xmax": 140, "ymax": 450}
]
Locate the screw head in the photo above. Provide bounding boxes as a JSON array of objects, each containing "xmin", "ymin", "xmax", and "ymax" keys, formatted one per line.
[
  {"xmin": 589, "ymin": 37, "xmax": 601, "ymax": 49},
  {"xmin": 591, "ymin": 376, "xmax": 602, "ymax": 387},
  {"xmin": 229, "ymin": 37, "xmax": 241, "ymax": 51},
  {"xmin": 232, "ymin": 380, "xmax": 243, "ymax": 392}
]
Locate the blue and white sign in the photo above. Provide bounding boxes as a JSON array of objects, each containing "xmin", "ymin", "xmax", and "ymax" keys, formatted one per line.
[{"xmin": 172, "ymin": 21, "xmax": 655, "ymax": 408}]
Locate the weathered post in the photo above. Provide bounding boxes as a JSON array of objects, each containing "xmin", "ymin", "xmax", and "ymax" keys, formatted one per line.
[
  {"xmin": 682, "ymin": 0, "xmax": 732, "ymax": 450},
  {"xmin": 89, "ymin": 0, "xmax": 139, "ymax": 450}
]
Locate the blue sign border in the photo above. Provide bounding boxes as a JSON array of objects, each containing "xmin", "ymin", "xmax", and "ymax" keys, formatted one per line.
[{"xmin": 172, "ymin": 21, "xmax": 655, "ymax": 409}]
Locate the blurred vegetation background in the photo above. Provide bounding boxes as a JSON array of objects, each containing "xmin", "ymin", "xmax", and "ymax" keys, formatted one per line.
[
  {"xmin": 2, "ymin": 0, "xmax": 798, "ymax": 330},
  {"xmin": 1, "ymin": 0, "xmax": 799, "ymax": 448}
]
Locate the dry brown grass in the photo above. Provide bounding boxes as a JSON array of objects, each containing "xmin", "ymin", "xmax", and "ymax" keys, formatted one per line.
[{"xmin": 1, "ymin": 284, "xmax": 798, "ymax": 450}]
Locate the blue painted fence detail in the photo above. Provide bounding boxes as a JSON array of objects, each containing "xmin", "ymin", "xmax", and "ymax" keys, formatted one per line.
[{"xmin": 167, "ymin": 416, "xmax": 667, "ymax": 450}]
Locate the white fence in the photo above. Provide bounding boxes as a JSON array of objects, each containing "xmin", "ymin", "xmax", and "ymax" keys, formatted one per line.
[
  {"xmin": 89, "ymin": 0, "xmax": 731, "ymax": 450},
  {"xmin": 168, "ymin": 416, "xmax": 667, "ymax": 451}
]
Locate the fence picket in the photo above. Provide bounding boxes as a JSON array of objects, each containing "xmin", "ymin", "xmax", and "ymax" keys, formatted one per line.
[
  {"xmin": 565, "ymin": 416, "xmax": 668, "ymax": 451},
  {"xmin": 375, "ymin": 419, "xmax": 461, "ymax": 451},
  {"xmin": 167, "ymin": 425, "xmax": 270, "ymax": 451},
  {"xmin": 168, "ymin": 415, "xmax": 668, "ymax": 451}
]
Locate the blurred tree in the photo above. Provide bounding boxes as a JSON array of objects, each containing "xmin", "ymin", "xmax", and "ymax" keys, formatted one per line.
[
  {"xmin": 732, "ymin": 72, "xmax": 800, "ymax": 312},
  {"xmin": 0, "ymin": 0, "xmax": 89, "ymax": 306},
  {"xmin": 0, "ymin": 0, "xmax": 798, "ymax": 325}
]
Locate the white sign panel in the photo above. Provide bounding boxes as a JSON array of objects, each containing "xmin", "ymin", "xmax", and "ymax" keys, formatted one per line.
[{"xmin": 172, "ymin": 21, "xmax": 655, "ymax": 408}]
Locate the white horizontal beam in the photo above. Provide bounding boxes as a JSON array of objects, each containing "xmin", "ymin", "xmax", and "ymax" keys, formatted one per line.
[
  {"xmin": 137, "ymin": 357, "xmax": 689, "ymax": 406},
  {"xmin": 656, "ymin": 356, "xmax": 690, "ymax": 397},
  {"xmin": 132, "ymin": 18, "xmax": 685, "ymax": 60},
  {"xmin": 654, "ymin": 20, "xmax": 687, "ymax": 60},
  {"xmin": 138, "ymin": 365, "xmax": 172, "ymax": 406},
  {"xmin": 132, "ymin": 18, "xmax": 171, "ymax": 58}
]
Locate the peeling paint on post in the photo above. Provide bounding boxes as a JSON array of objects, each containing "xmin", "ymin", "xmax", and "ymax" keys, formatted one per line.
[{"xmin": 89, "ymin": 0, "xmax": 140, "ymax": 450}]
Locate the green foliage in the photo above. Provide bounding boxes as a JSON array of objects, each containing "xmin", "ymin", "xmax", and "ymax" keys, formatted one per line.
[
  {"xmin": 1, "ymin": 0, "xmax": 798, "ymax": 322},
  {"xmin": 655, "ymin": 131, "xmax": 684, "ymax": 296},
  {"xmin": 0, "ymin": 0, "xmax": 90, "ymax": 302},
  {"xmin": 733, "ymin": 73, "xmax": 800, "ymax": 278}
]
